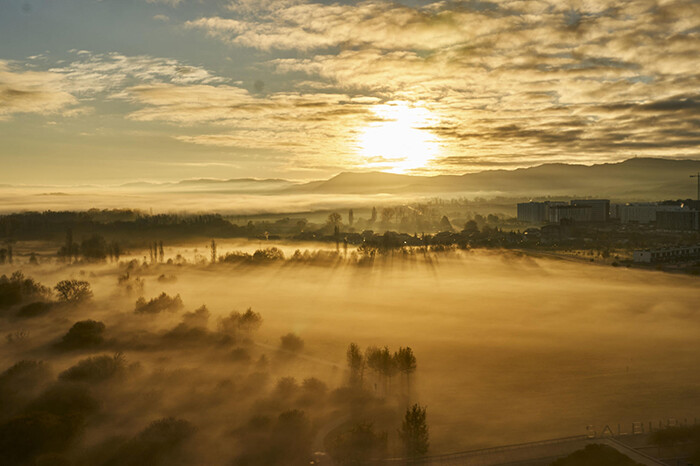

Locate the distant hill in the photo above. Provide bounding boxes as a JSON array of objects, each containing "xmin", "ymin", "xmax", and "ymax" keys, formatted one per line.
[
  {"xmin": 121, "ymin": 178, "xmax": 295, "ymax": 193},
  {"xmin": 287, "ymin": 158, "xmax": 700, "ymax": 200},
  {"xmin": 4, "ymin": 158, "xmax": 698, "ymax": 201}
]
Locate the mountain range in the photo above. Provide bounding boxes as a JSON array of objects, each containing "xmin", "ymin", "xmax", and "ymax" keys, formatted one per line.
[
  {"xmin": 291, "ymin": 157, "xmax": 700, "ymax": 200},
  {"xmin": 7, "ymin": 158, "xmax": 699, "ymax": 201}
]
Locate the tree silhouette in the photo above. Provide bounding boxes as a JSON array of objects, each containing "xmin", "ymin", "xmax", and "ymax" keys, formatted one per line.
[
  {"xmin": 463, "ymin": 220, "xmax": 479, "ymax": 234},
  {"xmin": 64, "ymin": 229, "xmax": 74, "ymax": 263},
  {"xmin": 54, "ymin": 280, "xmax": 93, "ymax": 304},
  {"xmin": 346, "ymin": 342, "xmax": 364, "ymax": 386},
  {"xmin": 211, "ymin": 239, "xmax": 217, "ymax": 264},
  {"xmin": 394, "ymin": 347, "xmax": 417, "ymax": 393},
  {"xmin": 327, "ymin": 212, "xmax": 342, "ymax": 227},
  {"xmin": 280, "ymin": 333, "xmax": 304, "ymax": 353},
  {"xmin": 399, "ymin": 404, "xmax": 429, "ymax": 457},
  {"xmin": 381, "ymin": 208, "xmax": 395, "ymax": 226},
  {"xmin": 366, "ymin": 346, "xmax": 397, "ymax": 394},
  {"xmin": 58, "ymin": 320, "xmax": 105, "ymax": 349},
  {"xmin": 328, "ymin": 422, "xmax": 388, "ymax": 465},
  {"xmin": 439, "ymin": 216, "xmax": 454, "ymax": 232},
  {"xmin": 81, "ymin": 235, "xmax": 108, "ymax": 261},
  {"xmin": 348, "ymin": 209, "xmax": 354, "ymax": 227}
]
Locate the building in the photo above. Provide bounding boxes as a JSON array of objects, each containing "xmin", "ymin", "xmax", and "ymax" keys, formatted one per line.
[
  {"xmin": 633, "ymin": 245, "xmax": 700, "ymax": 263},
  {"xmin": 656, "ymin": 209, "xmax": 700, "ymax": 231},
  {"xmin": 519, "ymin": 199, "xmax": 610, "ymax": 224},
  {"xmin": 549, "ymin": 205, "xmax": 592, "ymax": 223},
  {"xmin": 571, "ymin": 199, "xmax": 610, "ymax": 222},
  {"xmin": 517, "ymin": 201, "xmax": 566, "ymax": 223},
  {"xmin": 517, "ymin": 202, "xmax": 547, "ymax": 223},
  {"xmin": 617, "ymin": 203, "xmax": 682, "ymax": 224}
]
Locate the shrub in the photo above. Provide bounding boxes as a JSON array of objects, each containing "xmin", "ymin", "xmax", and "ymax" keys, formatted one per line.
[
  {"xmin": 252, "ymin": 247, "xmax": 285, "ymax": 263},
  {"xmin": 0, "ymin": 360, "xmax": 51, "ymax": 419},
  {"xmin": 102, "ymin": 418, "xmax": 196, "ymax": 466},
  {"xmin": 16, "ymin": 301, "xmax": 54, "ymax": 319},
  {"xmin": 328, "ymin": 423, "xmax": 388, "ymax": 465},
  {"xmin": 58, "ymin": 353, "xmax": 126, "ymax": 383},
  {"xmin": 134, "ymin": 293, "xmax": 183, "ymax": 314},
  {"xmin": 57, "ymin": 320, "xmax": 105, "ymax": 350},
  {"xmin": 218, "ymin": 308, "xmax": 262, "ymax": 340},
  {"xmin": 182, "ymin": 305, "xmax": 210, "ymax": 329},
  {"xmin": 280, "ymin": 333, "xmax": 304, "ymax": 353},
  {"xmin": 0, "ymin": 384, "xmax": 98, "ymax": 464},
  {"xmin": 0, "ymin": 272, "xmax": 50, "ymax": 311}
]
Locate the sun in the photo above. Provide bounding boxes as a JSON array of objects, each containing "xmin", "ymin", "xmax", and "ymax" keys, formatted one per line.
[{"xmin": 356, "ymin": 102, "xmax": 441, "ymax": 173}]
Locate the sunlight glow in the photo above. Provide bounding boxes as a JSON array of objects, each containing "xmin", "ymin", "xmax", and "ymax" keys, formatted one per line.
[{"xmin": 356, "ymin": 102, "xmax": 442, "ymax": 173}]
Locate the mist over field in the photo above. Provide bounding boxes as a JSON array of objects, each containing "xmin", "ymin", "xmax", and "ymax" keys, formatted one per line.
[
  {"xmin": 2, "ymin": 157, "xmax": 699, "ymax": 215},
  {"xmin": 4, "ymin": 0, "xmax": 700, "ymax": 461},
  {"xmin": 1, "ymin": 247, "xmax": 698, "ymax": 464}
]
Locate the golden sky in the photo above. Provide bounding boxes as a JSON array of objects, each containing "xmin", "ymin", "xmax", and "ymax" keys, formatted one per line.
[{"xmin": 1, "ymin": 0, "xmax": 699, "ymax": 184}]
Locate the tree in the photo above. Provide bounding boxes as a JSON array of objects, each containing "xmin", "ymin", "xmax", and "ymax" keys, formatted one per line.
[
  {"xmin": 280, "ymin": 333, "xmax": 304, "ymax": 353},
  {"xmin": 348, "ymin": 209, "xmax": 354, "ymax": 226},
  {"xmin": 463, "ymin": 220, "xmax": 479, "ymax": 234},
  {"xmin": 381, "ymin": 208, "xmax": 395, "ymax": 225},
  {"xmin": 439, "ymin": 215, "xmax": 454, "ymax": 232},
  {"xmin": 394, "ymin": 347, "xmax": 417, "ymax": 391},
  {"xmin": 370, "ymin": 207, "xmax": 377, "ymax": 223},
  {"xmin": 109, "ymin": 241, "xmax": 122, "ymax": 262},
  {"xmin": 366, "ymin": 346, "xmax": 397, "ymax": 394},
  {"xmin": 346, "ymin": 343, "xmax": 364, "ymax": 386},
  {"xmin": 63, "ymin": 229, "xmax": 74, "ymax": 263},
  {"xmin": 58, "ymin": 320, "xmax": 105, "ymax": 349},
  {"xmin": 54, "ymin": 280, "xmax": 93, "ymax": 304},
  {"xmin": 211, "ymin": 240, "xmax": 217, "ymax": 264},
  {"xmin": 134, "ymin": 293, "xmax": 183, "ymax": 314},
  {"xmin": 327, "ymin": 212, "xmax": 342, "ymax": 227},
  {"xmin": 399, "ymin": 404, "xmax": 429, "ymax": 457},
  {"xmin": 81, "ymin": 235, "xmax": 108, "ymax": 261},
  {"xmin": 328, "ymin": 423, "xmax": 388, "ymax": 465},
  {"xmin": 217, "ymin": 308, "xmax": 262, "ymax": 340}
]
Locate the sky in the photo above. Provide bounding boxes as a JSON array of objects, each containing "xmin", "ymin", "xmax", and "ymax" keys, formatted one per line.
[{"xmin": 1, "ymin": 0, "xmax": 699, "ymax": 185}]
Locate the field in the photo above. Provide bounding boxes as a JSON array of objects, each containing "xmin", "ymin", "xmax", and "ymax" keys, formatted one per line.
[{"xmin": 2, "ymin": 245, "xmax": 698, "ymax": 461}]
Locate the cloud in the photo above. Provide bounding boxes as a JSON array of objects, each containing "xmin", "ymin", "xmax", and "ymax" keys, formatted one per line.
[
  {"xmin": 0, "ymin": 52, "xmax": 225, "ymax": 120},
  {"xmin": 118, "ymin": 82, "xmax": 377, "ymax": 168},
  {"xmin": 50, "ymin": 51, "xmax": 224, "ymax": 96},
  {"xmin": 146, "ymin": 0, "xmax": 184, "ymax": 6},
  {"xmin": 187, "ymin": 2, "xmax": 498, "ymax": 51},
  {"xmin": 6, "ymin": 0, "xmax": 700, "ymax": 175},
  {"xmin": 0, "ymin": 61, "xmax": 78, "ymax": 119}
]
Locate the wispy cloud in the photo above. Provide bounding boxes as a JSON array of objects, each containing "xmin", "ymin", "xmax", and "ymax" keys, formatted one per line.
[
  {"xmin": 3, "ymin": 0, "xmax": 700, "ymax": 180},
  {"xmin": 0, "ymin": 61, "xmax": 78, "ymax": 119}
]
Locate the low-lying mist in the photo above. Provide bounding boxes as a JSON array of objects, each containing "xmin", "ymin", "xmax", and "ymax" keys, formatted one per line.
[
  {"xmin": 0, "ymin": 247, "xmax": 698, "ymax": 465},
  {"xmin": 0, "ymin": 187, "xmax": 423, "ymax": 216}
]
